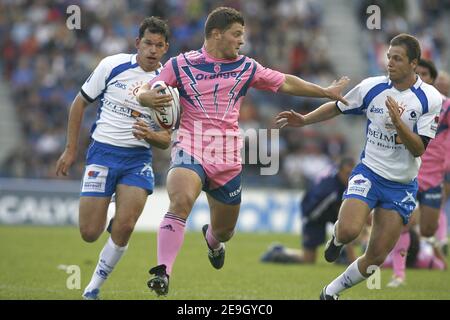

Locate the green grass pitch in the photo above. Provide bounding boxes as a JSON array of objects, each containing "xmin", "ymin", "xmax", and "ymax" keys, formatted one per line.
[{"xmin": 1, "ymin": 225, "xmax": 449, "ymax": 300}]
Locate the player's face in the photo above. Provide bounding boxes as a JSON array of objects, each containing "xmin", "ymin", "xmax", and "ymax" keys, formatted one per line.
[
  {"xmin": 386, "ymin": 45, "xmax": 417, "ymax": 82},
  {"xmin": 136, "ymin": 30, "xmax": 169, "ymax": 72},
  {"xmin": 218, "ymin": 23, "xmax": 245, "ymax": 59},
  {"xmin": 415, "ymin": 65, "xmax": 434, "ymax": 85}
]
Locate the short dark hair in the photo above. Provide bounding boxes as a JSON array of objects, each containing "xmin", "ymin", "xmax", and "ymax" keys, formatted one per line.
[
  {"xmin": 390, "ymin": 33, "xmax": 421, "ymax": 63},
  {"xmin": 418, "ymin": 58, "xmax": 438, "ymax": 81},
  {"xmin": 205, "ymin": 7, "xmax": 244, "ymax": 38},
  {"xmin": 139, "ymin": 17, "xmax": 170, "ymax": 42}
]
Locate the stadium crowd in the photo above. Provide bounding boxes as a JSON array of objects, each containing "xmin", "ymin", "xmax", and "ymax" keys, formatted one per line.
[{"xmin": 0, "ymin": 0, "xmax": 448, "ymax": 189}]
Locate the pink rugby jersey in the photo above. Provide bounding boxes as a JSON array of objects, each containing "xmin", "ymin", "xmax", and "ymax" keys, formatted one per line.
[
  {"xmin": 150, "ymin": 47, "xmax": 285, "ymax": 188},
  {"xmin": 418, "ymin": 96, "xmax": 450, "ymax": 190},
  {"xmin": 443, "ymin": 98, "xmax": 450, "ymax": 177}
]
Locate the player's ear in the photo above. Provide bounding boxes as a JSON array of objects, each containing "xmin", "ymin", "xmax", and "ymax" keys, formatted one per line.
[
  {"xmin": 211, "ymin": 28, "xmax": 221, "ymax": 40},
  {"xmin": 135, "ymin": 37, "xmax": 140, "ymax": 50},
  {"xmin": 410, "ymin": 58, "xmax": 418, "ymax": 69}
]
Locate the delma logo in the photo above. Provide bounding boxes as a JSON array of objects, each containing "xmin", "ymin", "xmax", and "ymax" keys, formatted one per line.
[
  {"xmin": 353, "ymin": 179, "xmax": 366, "ymax": 185},
  {"xmin": 161, "ymin": 224, "xmax": 175, "ymax": 232},
  {"xmin": 370, "ymin": 106, "xmax": 383, "ymax": 114},
  {"xmin": 368, "ymin": 127, "xmax": 395, "ymax": 143},
  {"xmin": 87, "ymin": 171, "xmax": 100, "ymax": 179}
]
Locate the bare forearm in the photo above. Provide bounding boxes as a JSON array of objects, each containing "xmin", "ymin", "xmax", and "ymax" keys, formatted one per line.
[
  {"xmin": 144, "ymin": 130, "xmax": 171, "ymax": 149},
  {"xmin": 394, "ymin": 121, "xmax": 425, "ymax": 157},
  {"xmin": 304, "ymin": 101, "xmax": 341, "ymax": 125},
  {"xmin": 280, "ymin": 75, "xmax": 329, "ymax": 98}
]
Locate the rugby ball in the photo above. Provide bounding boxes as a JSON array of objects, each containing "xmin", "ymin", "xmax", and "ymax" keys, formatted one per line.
[{"xmin": 149, "ymin": 81, "xmax": 180, "ymax": 130}]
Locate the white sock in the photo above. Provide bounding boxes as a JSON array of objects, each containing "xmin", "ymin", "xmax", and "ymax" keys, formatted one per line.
[
  {"xmin": 326, "ymin": 259, "xmax": 366, "ymax": 296},
  {"xmin": 84, "ymin": 237, "xmax": 128, "ymax": 293}
]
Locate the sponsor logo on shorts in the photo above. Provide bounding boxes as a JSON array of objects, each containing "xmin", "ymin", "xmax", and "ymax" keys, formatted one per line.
[
  {"xmin": 401, "ymin": 191, "xmax": 416, "ymax": 203},
  {"xmin": 82, "ymin": 165, "xmax": 108, "ymax": 193},
  {"xmin": 87, "ymin": 171, "xmax": 100, "ymax": 179},
  {"xmin": 424, "ymin": 193, "xmax": 442, "ymax": 200},
  {"xmin": 229, "ymin": 185, "xmax": 242, "ymax": 198},
  {"xmin": 347, "ymin": 174, "xmax": 371, "ymax": 197},
  {"xmin": 139, "ymin": 162, "xmax": 154, "ymax": 178}
]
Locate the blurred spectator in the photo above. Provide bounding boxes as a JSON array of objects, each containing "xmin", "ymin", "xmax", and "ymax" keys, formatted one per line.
[
  {"xmin": 0, "ymin": 0, "xmax": 365, "ymax": 188},
  {"xmin": 358, "ymin": 0, "xmax": 449, "ymax": 75}
]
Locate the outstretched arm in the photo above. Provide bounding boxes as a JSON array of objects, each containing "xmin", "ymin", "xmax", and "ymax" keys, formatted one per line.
[
  {"xmin": 278, "ymin": 75, "xmax": 350, "ymax": 105},
  {"xmin": 275, "ymin": 101, "xmax": 341, "ymax": 128}
]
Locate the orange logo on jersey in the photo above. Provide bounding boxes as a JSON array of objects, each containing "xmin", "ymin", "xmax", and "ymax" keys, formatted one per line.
[
  {"xmin": 128, "ymin": 80, "xmax": 145, "ymax": 99},
  {"xmin": 397, "ymin": 102, "xmax": 407, "ymax": 116},
  {"xmin": 131, "ymin": 110, "xmax": 142, "ymax": 118}
]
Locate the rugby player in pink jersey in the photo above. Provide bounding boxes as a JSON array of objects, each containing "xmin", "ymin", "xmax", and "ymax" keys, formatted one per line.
[
  {"xmin": 136, "ymin": 7, "xmax": 350, "ymax": 296},
  {"xmin": 416, "ymin": 59, "xmax": 450, "ymax": 238},
  {"xmin": 434, "ymin": 71, "xmax": 450, "ymax": 255}
]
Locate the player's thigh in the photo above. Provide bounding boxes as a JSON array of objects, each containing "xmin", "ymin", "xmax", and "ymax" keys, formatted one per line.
[
  {"xmin": 207, "ymin": 194, "xmax": 240, "ymax": 234},
  {"xmin": 444, "ymin": 181, "xmax": 450, "ymax": 201},
  {"xmin": 336, "ymin": 198, "xmax": 371, "ymax": 239},
  {"xmin": 407, "ymin": 207, "xmax": 419, "ymax": 228},
  {"xmin": 365, "ymin": 207, "xmax": 404, "ymax": 262},
  {"xmin": 79, "ymin": 196, "xmax": 111, "ymax": 231},
  {"xmin": 166, "ymin": 167, "xmax": 203, "ymax": 217},
  {"xmin": 419, "ymin": 203, "xmax": 440, "ymax": 234},
  {"xmin": 416, "ymin": 186, "xmax": 442, "ymax": 236},
  {"xmin": 114, "ymin": 184, "xmax": 148, "ymax": 225}
]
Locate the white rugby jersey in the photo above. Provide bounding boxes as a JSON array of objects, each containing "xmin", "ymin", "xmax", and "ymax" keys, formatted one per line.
[
  {"xmin": 81, "ymin": 53, "xmax": 162, "ymax": 148},
  {"xmin": 337, "ymin": 76, "xmax": 442, "ymax": 183}
]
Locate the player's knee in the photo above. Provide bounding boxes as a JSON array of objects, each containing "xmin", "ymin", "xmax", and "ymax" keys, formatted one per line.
[
  {"xmin": 213, "ymin": 227, "xmax": 235, "ymax": 242},
  {"xmin": 80, "ymin": 227, "xmax": 102, "ymax": 243},
  {"xmin": 420, "ymin": 223, "xmax": 438, "ymax": 238},
  {"xmin": 337, "ymin": 225, "xmax": 360, "ymax": 243},
  {"xmin": 364, "ymin": 250, "xmax": 388, "ymax": 266},
  {"xmin": 367, "ymin": 254, "xmax": 387, "ymax": 267},
  {"xmin": 169, "ymin": 194, "xmax": 195, "ymax": 217},
  {"xmin": 114, "ymin": 220, "xmax": 136, "ymax": 237}
]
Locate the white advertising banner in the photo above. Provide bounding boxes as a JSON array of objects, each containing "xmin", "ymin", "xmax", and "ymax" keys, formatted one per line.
[{"xmin": 0, "ymin": 178, "xmax": 302, "ymax": 233}]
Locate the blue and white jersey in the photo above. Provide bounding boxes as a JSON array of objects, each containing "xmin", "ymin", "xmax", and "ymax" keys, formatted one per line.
[
  {"xmin": 337, "ymin": 76, "xmax": 442, "ymax": 183},
  {"xmin": 81, "ymin": 53, "xmax": 162, "ymax": 148}
]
